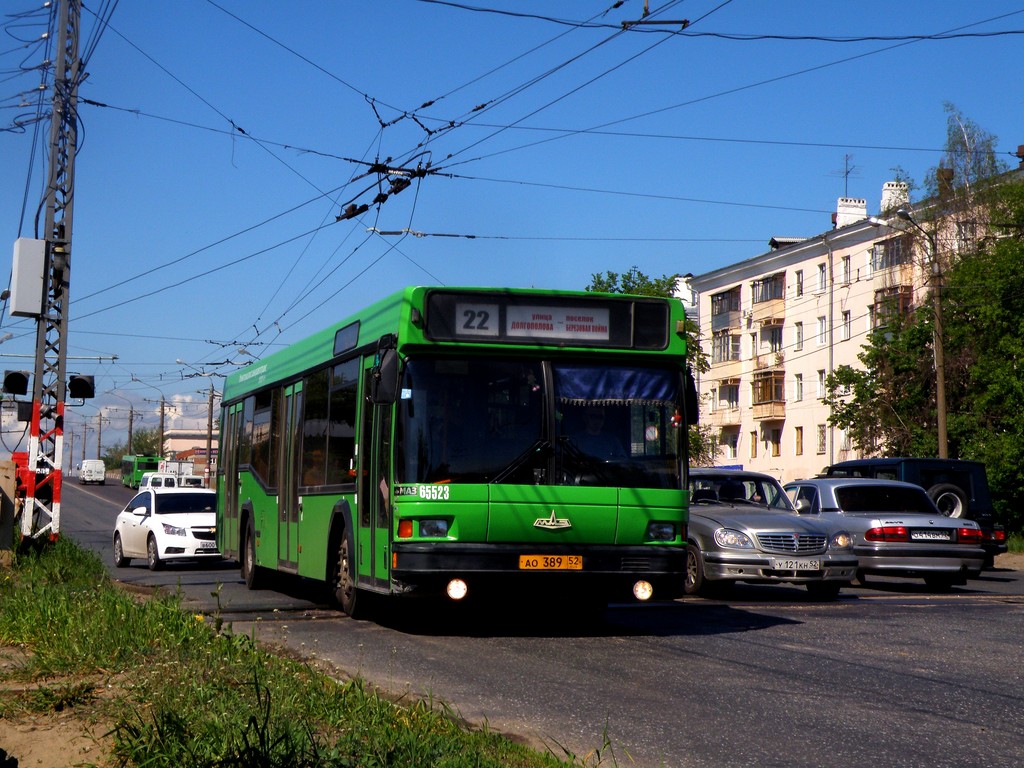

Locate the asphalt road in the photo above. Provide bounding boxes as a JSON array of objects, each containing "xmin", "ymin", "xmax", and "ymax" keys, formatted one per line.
[{"xmin": 61, "ymin": 481, "xmax": 1024, "ymax": 768}]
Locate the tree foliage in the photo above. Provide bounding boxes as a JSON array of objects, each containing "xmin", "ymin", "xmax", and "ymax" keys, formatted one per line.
[
  {"xmin": 585, "ymin": 266, "xmax": 717, "ymax": 466},
  {"xmin": 103, "ymin": 426, "xmax": 163, "ymax": 468},
  {"xmin": 827, "ymin": 173, "xmax": 1024, "ymax": 530}
]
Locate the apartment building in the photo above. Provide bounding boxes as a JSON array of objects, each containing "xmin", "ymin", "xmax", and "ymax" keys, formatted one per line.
[{"xmin": 688, "ymin": 181, "xmax": 932, "ymax": 482}]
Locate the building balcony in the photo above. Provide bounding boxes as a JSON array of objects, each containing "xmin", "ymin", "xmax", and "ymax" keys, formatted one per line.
[
  {"xmin": 751, "ymin": 297, "xmax": 785, "ymax": 325},
  {"xmin": 752, "ymin": 400, "xmax": 786, "ymax": 420},
  {"xmin": 711, "ymin": 309, "xmax": 742, "ymax": 332},
  {"xmin": 710, "ymin": 358, "xmax": 743, "ymax": 379},
  {"xmin": 754, "ymin": 352, "xmax": 785, "ymax": 370},
  {"xmin": 707, "ymin": 408, "xmax": 742, "ymax": 427}
]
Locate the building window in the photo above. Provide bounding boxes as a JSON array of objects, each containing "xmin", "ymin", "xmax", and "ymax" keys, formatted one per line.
[
  {"xmin": 769, "ymin": 428, "xmax": 781, "ymax": 457},
  {"xmin": 712, "ymin": 331, "xmax": 741, "ymax": 363},
  {"xmin": 841, "ymin": 430, "xmax": 852, "ymax": 451},
  {"xmin": 767, "ymin": 325, "xmax": 783, "ymax": 353},
  {"xmin": 872, "ymin": 286, "xmax": 913, "ymax": 328},
  {"xmin": 794, "ymin": 373, "xmax": 803, "ymax": 402},
  {"xmin": 718, "ymin": 383, "xmax": 740, "ymax": 410},
  {"xmin": 752, "ymin": 371, "xmax": 785, "ymax": 405},
  {"xmin": 750, "ymin": 431, "xmax": 758, "ymax": 459},
  {"xmin": 794, "ymin": 322, "xmax": 803, "ymax": 351},
  {"xmin": 721, "ymin": 430, "xmax": 739, "ymax": 459},
  {"xmin": 817, "ymin": 263, "xmax": 827, "ymax": 292},
  {"xmin": 795, "ymin": 426, "xmax": 804, "ymax": 456},
  {"xmin": 842, "ymin": 310, "xmax": 851, "ymax": 341},
  {"xmin": 795, "ymin": 270, "xmax": 804, "ymax": 297},
  {"xmin": 816, "ymin": 424, "xmax": 827, "ymax": 454},
  {"xmin": 752, "ymin": 273, "xmax": 785, "ymax": 303},
  {"xmin": 817, "ymin": 369, "xmax": 826, "ymax": 399},
  {"xmin": 709, "ymin": 387, "xmax": 718, "ymax": 413},
  {"xmin": 956, "ymin": 219, "xmax": 978, "ymax": 253},
  {"xmin": 871, "ymin": 235, "xmax": 912, "ymax": 271},
  {"xmin": 841, "ymin": 255, "xmax": 851, "ymax": 284},
  {"xmin": 711, "ymin": 287, "xmax": 741, "ymax": 316},
  {"xmin": 817, "ymin": 316, "xmax": 827, "ymax": 345}
]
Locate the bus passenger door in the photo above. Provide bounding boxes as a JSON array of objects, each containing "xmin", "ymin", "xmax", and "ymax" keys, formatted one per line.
[
  {"xmin": 278, "ymin": 383, "xmax": 302, "ymax": 572},
  {"xmin": 358, "ymin": 358, "xmax": 392, "ymax": 591},
  {"xmin": 219, "ymin": 402, "xmax": 243, "ymax": 558}
]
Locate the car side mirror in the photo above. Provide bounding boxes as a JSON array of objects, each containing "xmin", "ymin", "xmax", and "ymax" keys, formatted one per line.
[{"xmin": 132, "ymin": 506, "xmax": 149, "ymax": 517}]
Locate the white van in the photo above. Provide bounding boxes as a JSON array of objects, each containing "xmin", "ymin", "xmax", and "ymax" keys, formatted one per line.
[
  {"xmin": 138, "ymin": 472, "xmax": 179, "ymax": 489},
  {"xmin": 79, "ymin": 459, "xmax": 106, "ymax": 485}
]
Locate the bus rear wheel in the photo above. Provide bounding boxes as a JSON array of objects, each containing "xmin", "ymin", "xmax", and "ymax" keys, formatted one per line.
[
  {"xmin": 335, "ymin": 535, "xmax": 363, "ymax": 619},
  {"xmin": 242, "ymin": 519, "xmax": 265, "ymax": 590}
]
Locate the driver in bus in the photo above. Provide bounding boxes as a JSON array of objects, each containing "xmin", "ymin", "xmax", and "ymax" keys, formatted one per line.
[{"xmin": 572, "ymin": 407, "xmax": 627, "ymax": 460}]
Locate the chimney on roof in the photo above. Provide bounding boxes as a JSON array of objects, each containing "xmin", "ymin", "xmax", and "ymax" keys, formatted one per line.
[
  {"xmin": 835, "ymin": 197, "xmax": 867, "ymax": 228},
  {"xmin": 1015, "ymin": 144, "xmax": 1024, "ymax": 168},
  {"xmin": 880, "ymin": 181, "xmax": 909, "ymax": 213}
]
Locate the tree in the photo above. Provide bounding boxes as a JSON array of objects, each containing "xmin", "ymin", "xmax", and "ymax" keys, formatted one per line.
[
  {"xmin": 585, "ymin": 266, "xmax": 717, "ymax": 465},
  {"xmin": 941, "ymin": 178, "xmax": 1024, "ymax": 530},
  {"xmin": 103, "ymin": 426, "xmax": 162, "ymax": 469}
]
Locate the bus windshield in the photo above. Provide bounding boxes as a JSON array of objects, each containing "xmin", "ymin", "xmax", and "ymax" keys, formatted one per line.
[{"xmin": 395, "ymin": 356, "xmax": 682, "ymax": 488}]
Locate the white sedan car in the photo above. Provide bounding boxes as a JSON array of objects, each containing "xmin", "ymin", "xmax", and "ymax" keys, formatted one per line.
[{"xmin": 112, "ymin": 487, "xmax": 220, "ymax": 570}]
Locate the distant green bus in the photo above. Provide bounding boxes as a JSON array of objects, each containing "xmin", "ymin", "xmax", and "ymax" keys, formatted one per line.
[
  {"xmin": 121, "ymin": 455, "xmax": 161, "ymax": 489},
  {"xmin": 217, "ymin": 287, "xmax": 696, "ymax": 617}
]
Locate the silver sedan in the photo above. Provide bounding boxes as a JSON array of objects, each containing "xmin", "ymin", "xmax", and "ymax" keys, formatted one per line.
[
  {"xmin": 686, "ymin": 469, "xmax": 857, "ymax": 599},
  {"xmin": 784, "ymin": 477, "xmax": 986, "ymax": 589}
]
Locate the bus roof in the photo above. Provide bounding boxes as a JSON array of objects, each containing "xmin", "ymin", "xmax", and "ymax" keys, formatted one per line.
[{"xmin": 222, "ymin": 286, "xmax": 687, "ymax": 402}]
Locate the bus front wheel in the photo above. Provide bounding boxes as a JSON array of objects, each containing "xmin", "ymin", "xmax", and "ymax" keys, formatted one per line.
[{"xmin": 335, "ymin": 535, "xmax": 363, "ymax": 619}]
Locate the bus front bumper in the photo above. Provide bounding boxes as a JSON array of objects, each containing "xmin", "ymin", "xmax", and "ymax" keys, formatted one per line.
[{"xmin": 391, "ymin": 542, "xmax": 685, "ymax": 601}]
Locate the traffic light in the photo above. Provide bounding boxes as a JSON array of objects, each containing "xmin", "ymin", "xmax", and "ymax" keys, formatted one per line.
[
  {"xmin": 3, "ymin": 370, "xmax": 29, "ymax": 395},
  {"xmin": 68, "ymin": 374, "xmax": 95, "ymax": 399}
]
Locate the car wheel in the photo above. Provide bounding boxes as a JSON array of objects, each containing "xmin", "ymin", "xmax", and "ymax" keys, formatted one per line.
[
  {"xmin": 684, "ymin": 542, "xmax": 707, "ymax": 596},
  {"xmin": 806, "ymin": 581, "xmax": 842, "ymax": 600},
  {"xmin": 334, "ymin": 534, "xmax": 364, "ymax": 618},
  {"xmin": 929, "ymin": 483, "xmax": 968, "ymax": 518},
  {"xmin": 112, "ymin": 534, "xmax": 130, "ymax": 568},
  {"xmin": 146, "ymin": 535, "xmax": 163, "ymax": 571},
  {"xmin": 241, "ymin": 519, "xmax": 265, "ymax": 590}
]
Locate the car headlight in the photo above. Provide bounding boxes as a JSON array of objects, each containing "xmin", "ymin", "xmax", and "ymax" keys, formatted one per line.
[
  {"xmin": 714, "ymin": 528, "xmax": 754, "ymax": 549},
  {"xmin": 645, "ymin": 522, "xmax": 676, "ymax": 542},
  {"xmin": 830, "ymin": 530, "xmax": 854, "ymax": 550},
  {"xmin": 161, "ymin": 522, "xmax": 187, "ymax": 537}
]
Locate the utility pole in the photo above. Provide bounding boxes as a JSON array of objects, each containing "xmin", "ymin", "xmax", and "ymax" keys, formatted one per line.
[
  {"xmin": 22, "ymin": 0, "xmax": 81, "ymax": 540},
  {"xmin": 205, "ymin": 382, "xmax": 214, "ymax": 488}
]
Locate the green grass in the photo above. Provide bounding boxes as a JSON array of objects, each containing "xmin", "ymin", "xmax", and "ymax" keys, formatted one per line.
[
  {"xmin": 0, "ymin": 539, "xmax": 615, "ymax": 767},
  {"xmin": 1007, "ymin": 532, "xmax": 1024, "ymax": 554}
]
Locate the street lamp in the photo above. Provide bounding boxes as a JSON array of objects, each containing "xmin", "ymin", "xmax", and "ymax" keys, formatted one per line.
[{"xmin": 896, "ymin": 208, "xmax": 948, "ymax": 459}]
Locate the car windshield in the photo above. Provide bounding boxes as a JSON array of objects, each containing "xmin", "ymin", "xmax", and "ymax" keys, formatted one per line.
[
  {"xmin": 155, "ymin": 493, "xmax": 215, "ymax": 514},
  {"xmin": 690, "ymin": 475, "xmax": 793, "ymax": 510},
  {"xmin": 835, "ymin": 486, "xmax": 933, "ymax": 514}
]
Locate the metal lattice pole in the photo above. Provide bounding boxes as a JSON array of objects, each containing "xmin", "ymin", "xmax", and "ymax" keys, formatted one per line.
[{"xmin": 23, "ymin": 0, "xmax": 80, "ymax": 540}]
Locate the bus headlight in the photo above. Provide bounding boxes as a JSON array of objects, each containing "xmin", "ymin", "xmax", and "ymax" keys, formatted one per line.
[
  {"xmin": 646, "ymin": 522, "xmax": 676, "ymax": 542},
  {"xmin": 419, "ymin": 519, "xmax": 449, "ymax": 538},
  {"xmin": 446, "ymin": 579, "xmax": 468, "ymax": 600},
  {"xmin": 633, "ymin": 580, "xmax": 654, "ymax": 601}
]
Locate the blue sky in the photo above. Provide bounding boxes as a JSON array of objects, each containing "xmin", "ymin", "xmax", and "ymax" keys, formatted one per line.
[{"xmin": 2, "ymin": 1, "xmax": 1022, "ymax": 454}]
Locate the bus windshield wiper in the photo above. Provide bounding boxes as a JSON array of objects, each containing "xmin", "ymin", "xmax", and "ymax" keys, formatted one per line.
[{"xmin": 490, "ymin": 439, "xmax": 551, "ymax": 484}]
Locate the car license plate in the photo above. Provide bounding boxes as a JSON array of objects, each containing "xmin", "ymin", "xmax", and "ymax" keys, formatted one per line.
[
  {"xmin": 519, "ymin": 555, "xmax": 582, "ymax": 571},
  {"xmin": 199, "ymin": 541, "xmax": 218, "ymax": 550},
  {"xmin": 911, "ymin": 530, "xmax": 951, "ymax": 541},
  {"xmin": 771, "ymin": 558, "xmax": 819, "ymax": 571}
]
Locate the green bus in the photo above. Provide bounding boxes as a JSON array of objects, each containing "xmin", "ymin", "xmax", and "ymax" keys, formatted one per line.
[
  {"xmin": 216, "ymin": 287, "xmax": 696, "ymax": 617},
  {"xmin": 121, "ymin": 454, "xmax": 161, "ymax": 489}
]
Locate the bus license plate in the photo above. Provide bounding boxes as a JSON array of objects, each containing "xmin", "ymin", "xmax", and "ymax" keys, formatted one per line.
[
  {"xmin": 771, "ymin": 557, "xmax": 819, "ymax": 571},
  {"xmin": 519, "ymin": 555, "xmax": 582, "ymax": 571}
]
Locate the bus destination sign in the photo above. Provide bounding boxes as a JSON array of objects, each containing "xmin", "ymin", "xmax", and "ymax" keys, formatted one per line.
[{"xmin": 456, "ymin": 302, "xmax": 610, "ymax": 342}]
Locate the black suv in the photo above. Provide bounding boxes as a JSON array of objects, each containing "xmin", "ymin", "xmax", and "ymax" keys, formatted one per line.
[{"xmin": 824, "ymin": 458, "xmax": 1007, "ymax": 567}]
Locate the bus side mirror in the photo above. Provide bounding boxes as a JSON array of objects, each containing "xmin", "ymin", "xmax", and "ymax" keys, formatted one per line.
[
  {"xmin": 370, "ymin": 348, "xmax": 400, "ymax": 404},
  {"xmin": 685, "ymin": 366, "xmax": 698, "ymax": 425}
]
